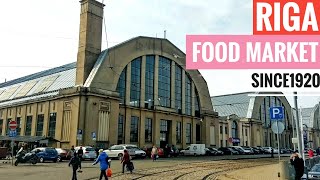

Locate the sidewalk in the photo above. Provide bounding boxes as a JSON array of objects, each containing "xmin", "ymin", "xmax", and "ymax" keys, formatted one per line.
[{"xmin": 217, "ymin": 164, "xmax": 280, "ymax": 180}]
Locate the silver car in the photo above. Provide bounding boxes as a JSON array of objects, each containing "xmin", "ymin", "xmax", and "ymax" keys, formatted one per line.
[
  {"xmin": 308, "ymin": 164, "xmax": 320, "ymax": 179},
  {"xmin": 75, "ymin": 146, "xmax": 97, "ymax": 160}
]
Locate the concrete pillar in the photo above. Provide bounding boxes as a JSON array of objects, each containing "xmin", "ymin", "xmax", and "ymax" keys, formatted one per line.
[
  {"xmin": 153, "ymin": 113, "xmax": 160, "ymax": 147},
  {"xmin": 139, "ymin": 112, "xmax": 145, "ymax": 147},
  {"xmin": 228, "ymin": 120, "xmax": 232, "ymax": 145},
  {"xmin": 192, "ymin": 118, "xmax": 196, "ymax": 143},
  {"xmin": 140, "ymin": 56, "xmax": 146, "ymax": 108},
  {"xmin": 125, "ymin": 63, "xmax": 131, "ymax": 106},
  {"xmin": 43, "ymin": 101, "xmax": 50, "ymax": 136},
  {"xmin": 181, "ymin": 70, "xmax": 186, "ymax": 114},
  {"xmin": 171, "ymin": 61, "xmax": 175, "ymax": 109},
  {"xmin": 238, "ymin": 122, "xmax": 243, "ymax": 146},
  {"xmin": 222, "ymin": 123, "xmax": 226, "ymax": 146},
  {"xmin": 154, "ymin": 56, "xmax": 159, "ymax": 106},
  {"xmin": 182, "ymin": 117, "xmax": 187, "ymax": 148},
  {"xmin": 124, "ymin": 109, "xmax": 131, "ymax": 144},
  {"xmin": 171, "ymin": 119, "xmax": 177, "ymax": 146}
]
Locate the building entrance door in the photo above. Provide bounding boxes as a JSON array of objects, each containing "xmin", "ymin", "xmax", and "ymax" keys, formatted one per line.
[{"xmin": 160, "ymin": 120, "xmax": 170, "ymax": 148}]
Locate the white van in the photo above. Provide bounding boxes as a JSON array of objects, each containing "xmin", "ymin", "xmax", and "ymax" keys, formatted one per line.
[{"xmin": 180, "ymin": 144, "xmax": 206, "ymax": 156}]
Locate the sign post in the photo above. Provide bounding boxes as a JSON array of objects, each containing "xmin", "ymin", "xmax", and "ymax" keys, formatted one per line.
[
  {"xmin": 270, "ymin": 106, "xmax": 285, "ymax": 177},
  {"xmin": 9, "ymin": 120, "xmax": 17, "ymax": 166}
]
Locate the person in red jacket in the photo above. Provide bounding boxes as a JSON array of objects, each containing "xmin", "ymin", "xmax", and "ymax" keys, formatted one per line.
[
  {"xmin": 121, "ymin": 150, "xmax": 131, "ymax": 173},
  {"xmin": 308, "ymin": 148, "xmax": 314, "ymax": 158}
]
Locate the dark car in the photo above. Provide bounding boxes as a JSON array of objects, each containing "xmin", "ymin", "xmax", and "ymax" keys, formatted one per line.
[
  {"xmin": 208, "ymin": 147, "xmax": 224, "ymax": 155},
  {"xmin": 218, "ymin": 147, "xmax": 239, "ymax": 155},
  {"xmin": 252, "ymin": 147, "xmax": 264, "ymax": 154},
  {"xmin": 32, "ymin": 147, "xmax": 58, "ymax": 163},
  {"xmin": 205, "ymin": 148, "xmax": 216, "ymax": 156}
]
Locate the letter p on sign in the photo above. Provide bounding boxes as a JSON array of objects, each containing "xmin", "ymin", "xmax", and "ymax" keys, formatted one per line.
[{"xmin": 269, "ymin": 107, "xmax": 284, "ymax": 120}]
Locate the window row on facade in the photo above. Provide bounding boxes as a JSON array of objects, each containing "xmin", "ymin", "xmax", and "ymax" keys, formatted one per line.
[
  {"xmin": 117, "ymin": 115, "xmax": 194, "ymax": 145},
  {"xmin": 0, "ymin": 112, "xmax": 57, "ymax": 137}
]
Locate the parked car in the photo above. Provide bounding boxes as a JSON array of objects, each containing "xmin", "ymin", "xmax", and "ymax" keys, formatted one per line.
[
  {"xmin": 55, "ymin": 148, "xmax": 69, "ymax": 162},
  {"xmin": 75, "ymin": 146, "xmax": 97, "ymax": 161},
  {"xmin": 32, "ymin": 147, "xmax": 58, "ymax": 163},
  {"xmin": 104, "ymin": 144, "xmax": 136, "ymax": 159},
  {"xmin": 263, "ymin": 147, "xmax": 279, "ymax": 154},
  {"xmin": 230, "ymin": 147, "xmax": 246, "ymax": 155},
  {"xmin": 252, "ymin": 147, "xmax": 264, "ymax": 154},
  {"xmin": 205, "ymin": 148, "xmax": 216, "ymax": 156},
  {"xmin": 218, "ymin": 147, "xmax": 239, "ymax": 155},
  {"xmin": 180, "ymin": 144, "xmax": 206, "ymax": 156},
  {"xmin": 307, "ymin": 163, "xmax": 320, "ymax": 179},
  {"xmin": 208, "ymin": 147, "xmax": 224, "ymax": 155},
  {"xmin": 132, "ymin": 147, "xmax": 146, "ymax": 159},
  {"xmin": 242, "ymin": 147, "xmax": 254, "ymax": 155}
]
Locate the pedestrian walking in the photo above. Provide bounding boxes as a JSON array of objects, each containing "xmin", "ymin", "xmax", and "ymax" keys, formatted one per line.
[
  {"xmin": 271, "ymin": 148, "xmax": 274, "ymax": 158},
  {"xmin": 92, "ymin": 149, "xmax": 109, "ymax": 180},
  {"xmin": 78, "ymin": 146, "xmax": 84, "ymax": 161},
  {"xmin": 308, "ymin": 148, "xmax": 314, "ymax": 158},
  {"xmin": 290, "ymin": 150, "xmax": 304, "ymax": 180},
  {"xmin": 121, "ymin": 149, "xmax": 132, "ymax": 173},
  {"xmin": 69, "ymin": 152, "xmax": 82, "ymax": 180},
  {"xmin": 151, "ymin": 145, "xmax": 158, "ymax": 161}
]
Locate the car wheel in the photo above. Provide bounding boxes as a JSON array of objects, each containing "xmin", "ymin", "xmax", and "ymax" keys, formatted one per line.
[
  {"xmin": 118, "ymin": 153, "xmax": 123, "ymax": 160},
  {"xmin": 39, "ymin": 157, "xmax": 44, "ymax": 163},
  {"xmin": 57, "ymin": 156, "xmax": 62, "ymax": 162},
  {"xmin": 14, "ymin": 160, "xmax": 18, "ymax": 166},
  {"xmin": 90, "ymin": 158, "xmax": 94, "ymax": 161},
  {"xmin": 53, "ymin": 159, "xmax": 57, "ymax": 163}
]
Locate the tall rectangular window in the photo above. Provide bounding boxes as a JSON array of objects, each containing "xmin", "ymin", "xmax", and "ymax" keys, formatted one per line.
[
  {"xmin": 0, "ymin": 119, "xmax": 3, "ymax": 135},
  {"xmin": 25, "ymin": 116, "xmax": 32, "ymax": 136},
  {"xmin": 175, "ymin": 65, "xmax": 182, "ymax": 113},
  {"xmin": 36, "ymin": 114, "xmax": 44, "ymax": 136},
  {"xmin": 116, "ymin": 67, "xmax": 126, "ymax": 104},
  {"xmin": 130, "ymin": 58, "xmax": 141, "ymax": 107},
  {"xmin": 145, "ymin": 55, "xmax": 155, "ymax": 106},
  {"xmin": 176, "ymin": 121, "xmax": 182, "ymax": 143},
  {"xmin": 158, "ymin": 57, "xmax": 171, "ymax": 107},
  {"xmin": 130, "ymin": 116, "xmax": 139, "ymax": 142},
  {"xmin": 16, "ymin": 117, "xmax": 21, "ymax": 135},
  {"xmin": 220, "ymin": 126, "xmax": 223, "ymax": 134},
  {"xmin": 145, "ymin": 118, "xmax": 152, "ymax": 143},
  {"xmin": 118, "ymin": 115, "xmax": 124, "ymax": 144},
  {"xmin": 48, "ymin": 113, "xmax": 57, "ymax": 137},
  {"xmin": 225, "ymin": 127, "xmax": 227, "ymax": 134},
  {"xmin": 185, "ymin": 74, "xmax": 192, "ymax": 115},
  {"xmin": 186, "ymin": 123, "xmax": 192, "ymax": 144}
]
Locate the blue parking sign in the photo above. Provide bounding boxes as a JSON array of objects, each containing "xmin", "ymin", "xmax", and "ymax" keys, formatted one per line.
[
  {"xmin": 269, "ymin": 107, "xmax": 284, "ymax": 120},
  {"xmin": 9, "ymin": 130, "xmax": 17, "ymax": 137}
]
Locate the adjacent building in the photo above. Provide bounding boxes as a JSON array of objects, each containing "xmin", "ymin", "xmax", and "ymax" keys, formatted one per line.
[
  {"xmin": 0, "ymin": 0, "xmax": 218, "ymax": 149},
  {"xmin": 300, "ymin": 104, "xmax": 320, "ymax": 148},
  {"xmin": 211, "ymin": 92, "xmax": 294, "ymax": 149}
]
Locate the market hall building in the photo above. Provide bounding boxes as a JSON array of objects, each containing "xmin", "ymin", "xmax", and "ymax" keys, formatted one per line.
[{"xmin": 0, "ymin": 0, "xmax": 217, "ymax": 149}]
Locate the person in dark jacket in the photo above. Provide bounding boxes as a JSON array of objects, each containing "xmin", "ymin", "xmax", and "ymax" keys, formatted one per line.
[
  {"xmin": 77, "ymin": 146, "xmax": 84, "ymax": 161},
  {"xmin": 121, "ymin": 150, "xmax": 132, "ymax": 173},
  {"xmin": 93, "ymin": 149, "xmax": 109, "ymax": 180},
  {"xmin": 69, "ymin": 152, "xmax": 82, "ymax": 180},
  {"xmin": 290, "ymin": 151, "xmax": 304, "ymax": 180}
]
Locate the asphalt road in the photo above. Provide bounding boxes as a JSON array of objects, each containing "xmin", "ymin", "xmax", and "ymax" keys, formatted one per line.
[{"xmin": 0, "ymin": 154, "xmax": 290, "ymax": 180}]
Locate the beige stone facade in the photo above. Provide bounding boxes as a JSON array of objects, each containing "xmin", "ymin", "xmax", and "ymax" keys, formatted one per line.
[{"xmin": 0, "ymin": 0, "xmax": 218, "ymax": 149}]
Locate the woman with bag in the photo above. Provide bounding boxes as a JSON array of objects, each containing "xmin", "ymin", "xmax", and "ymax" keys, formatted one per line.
[
  {"xmin": 121, "ymin": 149, "xmax": 132, "ymax": 173},
  {"xmin": 92, "ymin": 149, "xmax": 110, "ymax": 180}
]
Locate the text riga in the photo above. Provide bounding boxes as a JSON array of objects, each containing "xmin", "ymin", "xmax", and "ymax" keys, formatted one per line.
[{"xmin": 192, "ymin": 42, "xmax": 318, "ymax": 63}]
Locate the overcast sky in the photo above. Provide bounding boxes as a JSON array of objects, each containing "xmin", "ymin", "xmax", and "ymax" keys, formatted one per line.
[{"xmin": 0, "ymin": 0, "xmax": 318, "ymax": 108}]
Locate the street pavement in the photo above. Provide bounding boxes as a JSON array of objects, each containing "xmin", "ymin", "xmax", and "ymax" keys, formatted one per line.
[{"xmin": 0, "ymin": 154, "xmax": 288, "ymax": 180}]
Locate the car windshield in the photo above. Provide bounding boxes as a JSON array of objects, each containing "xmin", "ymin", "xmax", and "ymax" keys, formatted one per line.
[{"xmin": 311, "ymin": 165, "xmax": 320, "ymax": 172}]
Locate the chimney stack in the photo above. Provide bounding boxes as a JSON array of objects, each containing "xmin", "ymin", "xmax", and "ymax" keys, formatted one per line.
[{"xmin": 76, "ymin": 0, "xmax": 105, "ymax": 85}]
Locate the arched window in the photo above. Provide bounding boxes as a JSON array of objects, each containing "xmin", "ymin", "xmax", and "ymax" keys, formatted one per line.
[
  {"xmin": 175, "ymin": 65, "xmax": 182, "ymax": 113},
  {"xmin": 158, "ymin": 56, "xmax": 171, "ymax": 107},
  {"xmin": 130, "ymin": 57, "xmax": 142, "ymax": 107},
  {"xmin": 185, "ymin": 74, "xmax": 192, "ymax": 115},
  {"xmin": 232, "ymin": 121, "xmax": 238, "ymax": 138}
]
